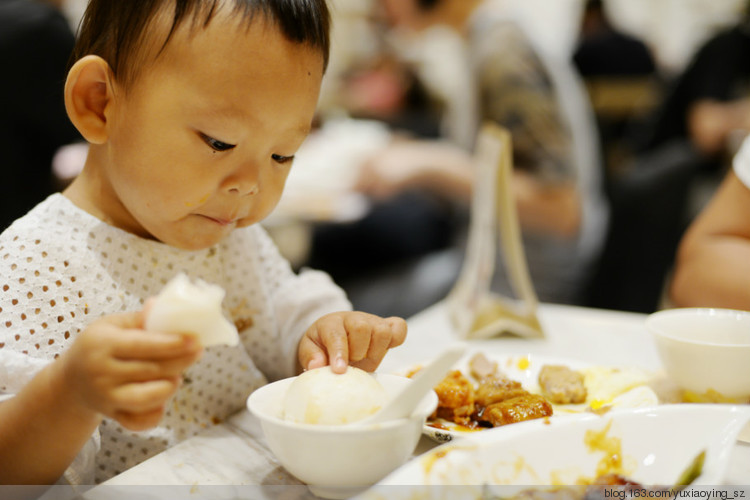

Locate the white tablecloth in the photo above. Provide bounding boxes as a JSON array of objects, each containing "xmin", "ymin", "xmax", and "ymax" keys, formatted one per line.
[{"xmin": 70, "ymin": 302, "xmax": 748, "ymax": 498}]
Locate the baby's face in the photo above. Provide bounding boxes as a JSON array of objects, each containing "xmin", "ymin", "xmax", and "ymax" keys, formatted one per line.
[{"xmin": 96, "ymin": 12, "xmax": 324, "ymax": 249}]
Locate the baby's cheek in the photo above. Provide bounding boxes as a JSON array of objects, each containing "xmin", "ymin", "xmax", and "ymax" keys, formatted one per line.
[
  {"xmin": 251, "ymin": 197, "xmax": 282, "ymax": 223},
  {"xmin": 184, "ymin": 193, "xmax": 211, "ymax": 208},
  {"xmin": 236, "ymin": 218, "xmax": 255, "ymax": 228},
  {"xmin": 237, "ymin": 211, "xmax": 267, "ymax": 227}
]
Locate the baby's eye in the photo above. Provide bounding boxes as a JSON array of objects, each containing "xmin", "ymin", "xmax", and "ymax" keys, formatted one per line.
[
  {"xmin": 200, "ymin": 133, "xmax": 235, "ymax": 152},
  {"xmin": 272, "ymin": 153, "xmax": 294, "ymax": 164}
]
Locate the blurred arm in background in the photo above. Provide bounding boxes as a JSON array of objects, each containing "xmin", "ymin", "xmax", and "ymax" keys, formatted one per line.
[
  {"xmin": 688, "ymin": 98, "xmax": 750, "ymax": 157},
  {"xmin": 355, "ymin": 138, "xmax": 581, "ymax": 240},
  {"xmin": 670, "ymin": 141, "xmax": 750, "ymax": 310}
]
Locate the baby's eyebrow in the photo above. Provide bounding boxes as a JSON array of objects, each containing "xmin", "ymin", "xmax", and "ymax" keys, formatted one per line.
[
  {"xmin": 199, "ymin": 104, "xmax": 246, "ymax": 123},
  {"xmin": 197, "ymin": 105, "xmax": 306, "ymax": 131},
  {"xmin": 191, "ymin": 99, "xmax": 312, "ymax": 143}
]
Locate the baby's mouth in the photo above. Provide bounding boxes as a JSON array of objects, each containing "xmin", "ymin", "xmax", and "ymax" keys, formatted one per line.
[{"xmin": 200, "ymin": 214, "xmax": 238, "ymax": 226}]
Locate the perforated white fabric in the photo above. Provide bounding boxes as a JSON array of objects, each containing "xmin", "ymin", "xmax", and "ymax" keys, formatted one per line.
[{"xmin": 0, "ymin": 194, "xmax": 351, "ymax": 483}]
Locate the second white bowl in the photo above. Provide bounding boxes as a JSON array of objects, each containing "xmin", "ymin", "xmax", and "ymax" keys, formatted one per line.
[{"xmin": 647, "ymin": 307, "xmax": 750, "ymax": 401}]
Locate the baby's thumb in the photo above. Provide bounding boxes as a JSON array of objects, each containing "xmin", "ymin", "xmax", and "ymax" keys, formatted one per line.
[{"xmin": 142, "ymin": 297, "xmax": 157, "ymax": 318}]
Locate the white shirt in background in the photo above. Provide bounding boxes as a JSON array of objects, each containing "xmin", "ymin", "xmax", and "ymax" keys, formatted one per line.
[{"xmin": 733, "ymin": 136, "xmax": 750, "ymax": 189}]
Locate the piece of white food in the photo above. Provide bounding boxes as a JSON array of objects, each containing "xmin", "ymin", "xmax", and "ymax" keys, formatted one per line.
[{"xmin": 146, "ymin": 273, "xmax": 239, "ymax": 347}]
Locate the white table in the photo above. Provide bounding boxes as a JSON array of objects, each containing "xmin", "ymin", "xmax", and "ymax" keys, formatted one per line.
[
  {"xmin": 74, "ymin": 303, "xmax": 749, "ymax": 498},
  {"xmin": 379, "ymin": 302, "xmax": 663, "ymax": 374}
]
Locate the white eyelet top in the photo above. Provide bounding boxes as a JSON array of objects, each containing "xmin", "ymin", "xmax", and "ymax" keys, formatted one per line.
[{"xmin": 0, "ymin": 194, "xmax": 351, "ymax": 484}]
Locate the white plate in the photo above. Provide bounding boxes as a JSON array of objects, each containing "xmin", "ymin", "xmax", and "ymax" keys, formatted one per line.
[
  {"xmin": 359, "ymin": 405, "xmax": 750, "ymax": 498},
  {"xmin": 413, "ymin": 352, "xmax": 659, "ymax": 442}
]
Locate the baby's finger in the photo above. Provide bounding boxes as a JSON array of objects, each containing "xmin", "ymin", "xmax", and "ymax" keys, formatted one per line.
[
  {"xmin": 343, "ymin": 314, "xmax": 372, "ymax": 362},
  {"xmin": 385, "ymin": 317, "xmax": 408, "ymax": 347},
  {"xmin": 142, "ymin": 297, "xmax": 157, "ymax": 318},
  {"xmin": 316, "ymin": 317, "xmax": 349, "ymax": 374},
  {"xmin": 352, "ymin": 320, "xmax": 392, "ymax": 372},
  {"xmin": 111, "ymin": 330, "xmax": 200, "ymax": 361},
  {"xmin": 298, "ymin": 334, "xmax": 327, "ymax": 371},
  {"xmin": 369, "ymin": 320, "xmax": 395, "ymax": 363},
  {"xmin": 114, "ymin": 351, "xmax": 201, "ymax": 382},
  {"xmin": 103, "ymin": 311, "xmax": 147, "ymax": 330},
  {"xmin": 114, "ymin": 407, "xmax": 167, "ymax": 432},
  {"xmin": 110, "ymin": 378, "xmax": 180, "ymax": 413}
]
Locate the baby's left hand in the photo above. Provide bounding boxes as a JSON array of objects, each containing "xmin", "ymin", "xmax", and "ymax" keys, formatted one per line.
[{"xmin": 298, "ymin": 312, "xmax": 407, "ymax": 373}]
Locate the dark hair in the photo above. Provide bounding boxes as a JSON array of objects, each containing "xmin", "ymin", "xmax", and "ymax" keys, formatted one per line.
[{"xmin": 71, "ymin": 0, "xmax": 330, "ymax": 89}]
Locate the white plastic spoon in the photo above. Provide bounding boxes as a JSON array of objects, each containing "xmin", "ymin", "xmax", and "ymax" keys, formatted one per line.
[{"xmin": 357, "ymin": 343, "xmax": 467, "ymax": 425}]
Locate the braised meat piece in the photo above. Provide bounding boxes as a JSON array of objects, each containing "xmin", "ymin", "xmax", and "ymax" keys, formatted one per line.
[
  {"xmin": 475, "ymin": 376, "xmax": 529, "ymax": 407},
  {"xmin": 467, "ymin": 352, "xmax": 499, "ymax": 381},
  {"xmin": 433, "ymin": 370, "xmax": 476, "ymax": 426},
  {"xmin": 478, "ymin": 393, "xmax": 553, "ymax": 426},
  {"xmin": 538, "ymin": 364, "xmax": 587, "ymax": 404}
]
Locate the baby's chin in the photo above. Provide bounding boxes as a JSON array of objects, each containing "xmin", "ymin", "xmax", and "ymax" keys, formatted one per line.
[
  {"xmin": 150, "ymin": 214, "xmax": 264, "ymax": 250},
  {"xmin": 155, "ymin": 226, "xmax": 231, "ymax": 251}
]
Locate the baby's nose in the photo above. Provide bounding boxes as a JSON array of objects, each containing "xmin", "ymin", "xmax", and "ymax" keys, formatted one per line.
[
  {"xmin": 223, "ymin": 169, "xmax": 259, "ymax": 196},
  {"xmin": 228, "ymin": 184, "xmax": 259, "ymax": 196}
]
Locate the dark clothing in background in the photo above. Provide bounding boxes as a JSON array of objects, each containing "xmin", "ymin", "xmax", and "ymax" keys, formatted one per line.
[
  {"xmin": 636, "ymin": 25, "xmax": 750, "ymax": 154},
  {"xmin": 574, "ymin": 27, "xmax": 656, "ymax": 78},
  {"xmin": 307, "ymin": 190, "xmax": 462, "ymax": 318},
  {"xmin": 0, "ymin": 0, "xmax": 80, "ymax": 231},
  {"xmin": 582, "ymin": 25, "xmax": 750, "ymax": 313}
]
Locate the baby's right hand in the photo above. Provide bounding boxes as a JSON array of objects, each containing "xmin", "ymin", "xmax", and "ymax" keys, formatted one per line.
[{"xmin": 57, "ymin": 310, "xmax": 202, "ymax": 431}]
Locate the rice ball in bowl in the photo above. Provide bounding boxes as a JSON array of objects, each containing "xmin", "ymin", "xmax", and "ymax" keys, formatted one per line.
[
  {"xmin": 247, "ymin": 367, "xmax": 438, "ymax": 499},
  {"xmin": 647, "ymin": 307, "xmax": 750, "ymax": 402},
  {"xmin": 283, "ymin": 366, "xmax": 387, "ymax": 425}
]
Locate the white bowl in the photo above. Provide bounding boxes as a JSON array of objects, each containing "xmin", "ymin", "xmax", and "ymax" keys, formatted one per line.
[
  {"xmin": 361, "ymin": 404, "xmax": 750, "ymax": 496},
  {"xmin": 647, "ymin": 308, "xmax": 750, "ymax": 401},
  {"xmin": 247, "ymin": 373, "xmax": 438, "ymax": 499}
]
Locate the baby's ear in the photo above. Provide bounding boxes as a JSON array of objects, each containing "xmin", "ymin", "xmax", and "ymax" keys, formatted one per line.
[{"xmin": 64, "ymin": 55, "xmax": 116, "ymax": 145}]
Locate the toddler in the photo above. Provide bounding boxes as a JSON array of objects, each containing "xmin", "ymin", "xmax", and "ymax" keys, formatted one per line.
[{"xmin": 0, "ymin": 0, "xmax": 406, "ymax": 486}]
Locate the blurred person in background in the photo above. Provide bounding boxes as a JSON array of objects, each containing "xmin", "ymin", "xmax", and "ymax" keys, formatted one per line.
[
  {"xmin": 669, "ymin": 137, "xmax": 750, "ymax": 311},
  {"xmin": 310, "ymin": 0, "xmax": 607, "ymax": 313},
  {"xmin": 572, "ymin": 0, "xmax": 659, "ymax": 173},
  {"xmin": 573, "ymin": 0, "xmax": 657, "ymax": 79},
  {"xmin": 306, "ymin": 1, "xmax": 461, "ymax": 317},
  {"xmin": 635, "ymin": 0, "xmax": 750, "ymax": 174},
  {"xmin": 586, "ymin": 0, "xmax": 750, "ymax": 313},
  {"xmin": 318, "ymin": 0, "xmax": 443, "ymax": 136},
  {"xmin": 0, "ymin": 0, "xmax": 82, "ymax": 231}
]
